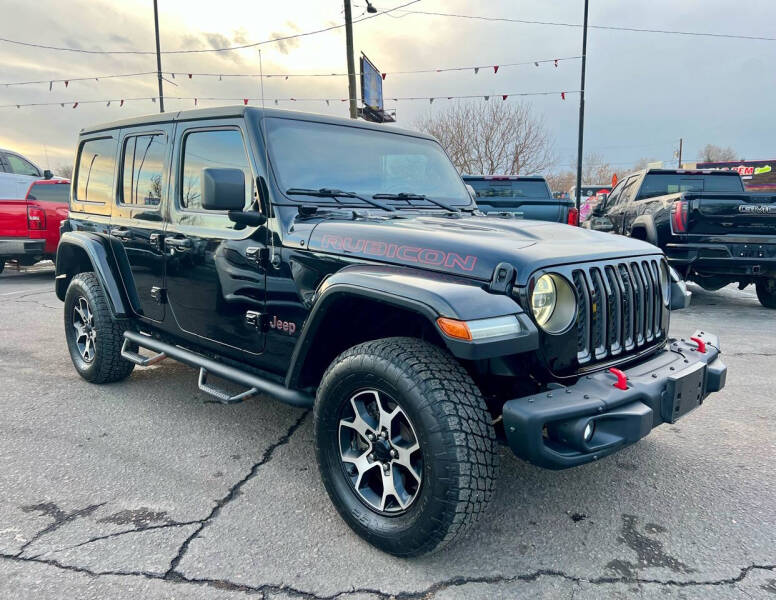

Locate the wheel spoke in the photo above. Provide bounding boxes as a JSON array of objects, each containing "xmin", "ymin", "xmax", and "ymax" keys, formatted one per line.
[
  {"xmin": 393, "ymin": 444, "xmax": 421, "ymax": 483},
  {"xmin": 342, "ymin": 450, "xmax": 379, "ymax": 489},
  {"xmin": 340, "ymin": 396, "xmax": 375, "ymax": 442},
  {"xmin": 380, "ymin": 466, "xmax": 407, "ymax": 511}
]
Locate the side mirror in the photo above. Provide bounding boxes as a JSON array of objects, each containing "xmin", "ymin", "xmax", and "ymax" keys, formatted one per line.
[
  {"xmin": 201, "ymin": 168, "xmax": 246, "ymax": 211},
  {"xmin": 43, "ymin": 169, "xmax": 53, "ymax": 180},
  {"xmin": 592, "ymin": 195, "xmax": 609, "ymax": 215}
]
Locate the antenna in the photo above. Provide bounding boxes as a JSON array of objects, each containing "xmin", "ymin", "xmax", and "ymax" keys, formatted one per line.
[{"xmin": 257, "ymin": 49, "xmax": 275, "ymax": 262}]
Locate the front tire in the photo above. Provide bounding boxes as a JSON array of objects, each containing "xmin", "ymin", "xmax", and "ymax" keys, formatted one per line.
[
  {"xmin": 314, "ymin": 337, "xmax": 498, "ymax": 556},
  {"xmin": 756, "ymin": 278, "xmax": 776, "ymax": 309},
  {"xmin": 64, "ymin": 272, "xmax": 135, "ymax": 383}
]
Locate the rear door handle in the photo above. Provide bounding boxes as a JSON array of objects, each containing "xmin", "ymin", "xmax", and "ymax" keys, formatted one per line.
[
  {"xmin": 110, "ymin": 227, "xmax": 132, "ymax": 241},
  {"xmin": 165, "ymin": 237, "xmax": 192, "ymax": 249}
]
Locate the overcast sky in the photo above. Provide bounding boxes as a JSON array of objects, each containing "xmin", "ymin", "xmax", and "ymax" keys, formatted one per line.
[{"xmin": 1, "ymin": 0, "xmax": 774, "ymax": 176}]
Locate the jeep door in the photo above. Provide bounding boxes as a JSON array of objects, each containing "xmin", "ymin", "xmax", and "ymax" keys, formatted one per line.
[
  {"xmin": 110, "ymin": 127, "xmax": 171, "ymax": 322},
  {"xmin": 163, "ymin": 121, "xmax": 267, "ymax": 357}
]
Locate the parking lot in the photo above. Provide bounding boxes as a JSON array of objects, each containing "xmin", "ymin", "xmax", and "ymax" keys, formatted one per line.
[{"xmin": 0, "ymin": 264, "xmax": 774, "ymax": 599}]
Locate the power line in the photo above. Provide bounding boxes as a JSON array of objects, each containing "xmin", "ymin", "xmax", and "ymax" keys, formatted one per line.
[
  {"xmin": 0, "ymin": 0, "xmax": 420, "ymax": 56},
  {"xmin": 1, "ymin": 56, "xmax": 580, "ymax": 87},
  {"xmin": 393, "ymin": 9, "xmax": 776, "ymax": 42},
  {"xmin": 0, "ymin": 90, "xmax": 580, "ymax": 109}
]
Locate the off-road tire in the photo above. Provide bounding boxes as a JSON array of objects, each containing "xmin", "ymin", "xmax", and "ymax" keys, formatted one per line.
[
  {"xmin": 314, "ymin": 337, "xmax": 498, "ymax": 557},
  {"xmin": 64, "ymin": 272, "xmax": 135, "ymax": 383},
  {"xmin": 756, "ymin": 278, "xmax": 776, "ymax": 309}
]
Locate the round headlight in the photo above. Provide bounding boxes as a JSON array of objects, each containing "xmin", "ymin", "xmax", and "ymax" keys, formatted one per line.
[{"xmin": 531, "ymin": 273, "xmax": 577, "ymax": 334}]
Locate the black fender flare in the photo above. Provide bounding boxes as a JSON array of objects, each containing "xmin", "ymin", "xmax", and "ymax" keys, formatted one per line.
[
  {"xmin": 55, "ymin": 232, "xmax": 135, "ymax": 317},
  {"xmin": 285, "ymin": 264, "xmax": 538, "ymax": 389},
  {"xmin": 629, "ymin": 216, "xmax": 659, "ymax": 246}
]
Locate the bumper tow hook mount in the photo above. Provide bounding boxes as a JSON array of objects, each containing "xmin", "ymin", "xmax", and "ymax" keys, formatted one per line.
[
  {"xmin": 608, "ymin": 367, "xmax": 628, "ymax": 390},
  {"xmin": 690, "ymin": 336, "xmax": 707, "ymax": 353}
]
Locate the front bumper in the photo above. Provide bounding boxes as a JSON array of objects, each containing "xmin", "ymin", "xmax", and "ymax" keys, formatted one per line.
[
  {"xmin": 666, "ymin": 241, "xmax": 776, "ymax": 278},
  {"xmin": 503, "ymin": 331, "xmax": 726, "ymax": 469}
]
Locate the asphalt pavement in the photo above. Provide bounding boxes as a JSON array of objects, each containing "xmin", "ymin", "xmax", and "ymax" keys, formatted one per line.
[{"xmin": 0, "ymin": 263, "xmax": 774, "ymax": 599}]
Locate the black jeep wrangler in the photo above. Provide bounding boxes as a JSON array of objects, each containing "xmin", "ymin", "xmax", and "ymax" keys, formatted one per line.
[{"xmin": 56, "ymin": 107, "xmax": 727, "ymax": 556}]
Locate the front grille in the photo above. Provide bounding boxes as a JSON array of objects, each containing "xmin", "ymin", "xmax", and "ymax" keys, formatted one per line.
[{"xmin": 573, "ymin": 259, "xmax": 667, "ymax": 367}]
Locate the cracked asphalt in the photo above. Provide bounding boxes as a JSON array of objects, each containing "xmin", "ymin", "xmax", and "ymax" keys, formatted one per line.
[{"xmin": 1, "ymin": 264, "xmax": 774, "ymax": 599}]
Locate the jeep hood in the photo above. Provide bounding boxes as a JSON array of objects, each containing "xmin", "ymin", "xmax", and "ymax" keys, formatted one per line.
[{"xmin": 306, "ymin": 215, "xmax": 661, "ymax": 285}]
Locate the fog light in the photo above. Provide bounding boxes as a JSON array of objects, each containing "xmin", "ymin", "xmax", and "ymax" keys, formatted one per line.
[{"xmin": 583, "ymin": 422, "xmax": 595, "ymax": 442}]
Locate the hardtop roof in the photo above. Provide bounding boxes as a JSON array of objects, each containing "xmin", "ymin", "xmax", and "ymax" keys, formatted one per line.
[{"xmin": 79, "ymin": 105, "xmax": 434, "ymax": 140}]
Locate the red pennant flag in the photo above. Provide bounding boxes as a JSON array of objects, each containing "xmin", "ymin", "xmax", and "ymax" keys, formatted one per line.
[
  {"xmin": 341, "ymin": 99, "xmax": 347, "ymax": 102},
  {"xmin": 493, "ymin": 65, "xmax": 499, "ymax": 74},
  {"xmin": 188, "ymin": 73, "xmax": 192, "ymax": 79},
  {"xmin": 72, "ymin": 102, "xmax": 78, "ymax": 108},
  {"xmin": 194, "ymin": 98, "xmax": 198, "ymax": 106},
  {"xmin": 502, "ymin": 94, "xmax": 508, "ymax": 101},
  {"xmin": 120, "ymin": 99, "xmax": 124, "ymax": 107},
  {"xmin": 447, "ymin": 97, "xmax": 452, "ymax": 100},
  {"xmin": 561, "ymin": 92, "xmax": 566, "ymax": 100},
  {"xmin": 243, "ymin": 98, "xmax": 249, "ymax": 105},
  {"xmin": 285, "ymin": 76, "xmax": 288, "ymax": 80},
  {"xmin": 381, "ymin": 73, "xmax": 386, "ymax": 80},
  {"xmin": 290, "ymin": 97, "xmax": 296, "ymax": 101},
  {"xmin": 49, "ymin": 81, "xmax": 52, "ymax": 91},
  {"xmin": 64, "ymin": 80, "xmax": 69, "ymax": 87},
  {"xmin": 554, "ymin": 59, "xmax": 559, "ymax": 67}
]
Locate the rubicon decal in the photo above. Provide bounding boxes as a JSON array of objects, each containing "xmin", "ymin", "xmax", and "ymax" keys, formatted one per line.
[{"xmin": 320, "ymin": 234, "xmax": 478, "ymax": 272}]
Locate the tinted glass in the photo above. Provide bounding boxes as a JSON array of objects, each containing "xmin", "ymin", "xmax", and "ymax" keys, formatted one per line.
[
  {"xmin": 76, "ymin": 138, "xmax": 116, "ymax": 204},
  {"xmin": 181, "ymin": 129, "xmax": 251, "ymax": 211},
  {"xmin": 638, "ymin": 173, "xmax": 743, "ymax": 199},
  {"xmin": 266, "ymin": 118, "xmax": 470, "ymax": 205},
  {"xmin": 26, "ymin": 183, "xmax": 69, "ymax": 203},
  {"xmin": 7, "ymin": 154, "xmax": 39, "ymax": 176},
  {"xmin": 468, "ymin": 179, "xmax": 550, "ymax": 199},
  {"xmin": 122, "ymin": 134, "xmax": 165, "ymax": 206}
]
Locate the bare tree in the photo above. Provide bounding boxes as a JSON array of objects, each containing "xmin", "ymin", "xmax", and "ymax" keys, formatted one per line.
[
  {"xmin": 698, "ymin": 144, "xmax": 738, "ymax": 163},
  {"xmin": 581, "ymin": 152, "xmax": 614, "ymax": 185},
  {"xmin": 55, "ymin": 163, "xmax": 74, "ymax": 179},
  {"xmin": 632, "ymin": 157, "xmax": 659, "ymax": 171},
  {"xmin": 546, "ymin": 170, "xmax": 576, "ymax": 194},
  {"xmin": 414, "ymin": 100, "xmax": 555, "ymax": 175}
]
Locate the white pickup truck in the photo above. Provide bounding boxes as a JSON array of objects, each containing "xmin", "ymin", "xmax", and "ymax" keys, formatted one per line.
[{"xmin": 0, "ymin": 149, "xmax": 52, "ymax": 200}]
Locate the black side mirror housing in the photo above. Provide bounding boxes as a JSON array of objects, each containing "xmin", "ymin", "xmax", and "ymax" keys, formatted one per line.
[
  {"xmin": 201, "ymin": 168, "xmax": 246, "ymax": 211},
  {"xmin": 43, "ymin": 169, "xmax": 53, "ymax": 180}
]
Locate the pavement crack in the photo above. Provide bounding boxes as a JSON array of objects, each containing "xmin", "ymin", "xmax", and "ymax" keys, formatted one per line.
[
  {"xmin": 17, "ymin": 501, "xmax": 107, "ymax": 556},
  {"xmin": 54, "ymin": 520, "xmax": 201, "ymax": 553},
  {"xmin": 164, "ymin": 410, "xmax": 310, "ymax": 578}
]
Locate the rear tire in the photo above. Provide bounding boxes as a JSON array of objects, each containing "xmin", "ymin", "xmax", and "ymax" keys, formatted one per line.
[
  {"xmin": 314, "ymin": 337, "xmax": 498, "ymax": 557},
  {"xmin": 64, "ymin": 272, "xmax": 135, "ymax": 383},
  {"xmin": 756, "ymin": 278, "xmax": 776, "ymax": 309}
]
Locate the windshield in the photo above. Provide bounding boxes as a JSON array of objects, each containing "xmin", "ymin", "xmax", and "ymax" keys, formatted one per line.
[
  {"xmin": 467, "ymin": 179, "xmax": 550, "ymax": 200},
  {"xmin": 638, "ymin": 173, "xmax": 744, "ymax": 199},
  {"xmin": 265, "ymin": 118, "xmax": 471, "ymax": 206}
]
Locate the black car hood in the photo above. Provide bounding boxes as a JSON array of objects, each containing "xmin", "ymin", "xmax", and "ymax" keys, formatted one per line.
[{"xmin": 306, "ymin": 214, "xmax": 661, "ymax": 285}]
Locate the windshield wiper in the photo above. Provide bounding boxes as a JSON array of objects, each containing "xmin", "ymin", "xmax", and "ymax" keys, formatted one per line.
[
  {"xmin": 286, "ymin": 187, "xmax": 395, "ymax": 212},
  {"xmin": 372, "ymin": 192, "xmax": 460, "ymax": 213}
]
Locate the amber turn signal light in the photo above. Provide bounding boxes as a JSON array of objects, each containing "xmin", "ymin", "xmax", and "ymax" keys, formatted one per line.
[{"xmin": 436, "ymin": 317, "xmax": 472, "ymax": 341}]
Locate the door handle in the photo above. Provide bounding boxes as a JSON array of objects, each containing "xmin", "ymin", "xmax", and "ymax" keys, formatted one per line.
[
  {"xmin": 165, "ymin": 237, "xmax": 192, "ymax": 249},
  {"xmin": 110, "ymin": 227, "xmax": 133, "ymax": 241}
]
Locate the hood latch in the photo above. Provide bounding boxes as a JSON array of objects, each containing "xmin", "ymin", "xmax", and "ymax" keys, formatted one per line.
[{"xmin": 488, "ymin": 262, "xmax": 516, "ymax": 294}]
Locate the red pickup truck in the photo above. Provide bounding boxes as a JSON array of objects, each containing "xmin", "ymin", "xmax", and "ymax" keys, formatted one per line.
[{"xmin": 0, "ymin": 179, "xmax": 70, "ymax": 273}]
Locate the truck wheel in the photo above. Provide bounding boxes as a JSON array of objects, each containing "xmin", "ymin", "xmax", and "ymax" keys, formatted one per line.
[
  {"xmin": 64, "ymin": 272, "xmax": 135, "ymax": 383},
  {"xmin": 756, "ymin": 278, "xmax": 776, "ymax": 309},
  {"xmin": 314, "ymin": 337, "xmax": 498, "ymax": 556}
]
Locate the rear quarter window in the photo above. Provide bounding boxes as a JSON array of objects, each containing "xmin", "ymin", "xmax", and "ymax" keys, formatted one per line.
[
  {"xmin": 74, "ymin": 137, "xmax": 117, "ymax": 205},
  {"xmin": 27, "ymin": 183, "xmax": 70, "ymax": 203}
]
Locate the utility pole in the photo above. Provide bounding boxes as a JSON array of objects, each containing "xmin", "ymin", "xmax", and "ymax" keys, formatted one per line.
[
  {"xmin": 574, "ymin": 0, "xmax": 589, "ymax": 210},
  {"xmin": 677, "ymin": 137, "xmax": 683, "ymax": 168},
  {"xmin": 344, "ymin": 0, "xmax": 358, "ymax": 119},
  {"xmin": 153, "ymin": 0, "xmax": 165, "ymax": 113}
]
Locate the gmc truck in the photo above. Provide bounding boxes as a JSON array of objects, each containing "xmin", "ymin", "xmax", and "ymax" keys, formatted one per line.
[
  {"xmin": 55, "ymin": 107, "xmax": 726, "ymax": 556},
  {"xmin": 588, "ymin": 168, "xmax": 776, "ymax": 307}
]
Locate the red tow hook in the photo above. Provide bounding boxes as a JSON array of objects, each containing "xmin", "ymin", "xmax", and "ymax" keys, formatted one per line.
[
  {"xmin": 608, "ymin": 368, "xmax": 628, "ymax": 390},
  {"xmin": 690, "ymin": 337, "xmax": 707, "ymax": 353}
]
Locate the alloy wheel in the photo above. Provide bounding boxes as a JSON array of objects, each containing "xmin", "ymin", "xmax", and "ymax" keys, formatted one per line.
[{"xmin": 72, "ymin": 296, "xmax": 96, "ymax": 363}]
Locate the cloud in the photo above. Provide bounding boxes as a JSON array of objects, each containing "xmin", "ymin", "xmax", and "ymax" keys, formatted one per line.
[{"xmin": 270, "ymin": 32, "xmax": 301, "ymax": 55}]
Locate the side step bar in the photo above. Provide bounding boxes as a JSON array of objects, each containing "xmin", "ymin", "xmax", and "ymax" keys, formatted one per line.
[{"xmin": 122, "ymin": 331, "xmax": 314, "ymax": 408}]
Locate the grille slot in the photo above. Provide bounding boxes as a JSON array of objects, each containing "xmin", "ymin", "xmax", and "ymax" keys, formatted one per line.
[{"xmin": 575, "ymin": 259, "xmax": 667, "ymax": 367}]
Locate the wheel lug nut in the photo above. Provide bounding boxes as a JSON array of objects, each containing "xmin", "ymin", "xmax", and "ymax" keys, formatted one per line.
[
  {"xmin": 382, "ymin": 463, "xmax": 390, "ymax": 473},
  {"xmin": 390, "ymin": 449, "xmax": 398, "ymax": 458},
  {"xmin": 368, "ymin": 453, "xmax": 375, "ymax": 461},
  {"xmin": 367, "ymin": 433, "xmax": 375, "ymax": 441}
]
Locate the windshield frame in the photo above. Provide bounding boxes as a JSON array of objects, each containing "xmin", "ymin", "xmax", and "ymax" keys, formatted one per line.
[{"xmin": 263, "ymin": 116, "xmax": 474, "ymax": 210}]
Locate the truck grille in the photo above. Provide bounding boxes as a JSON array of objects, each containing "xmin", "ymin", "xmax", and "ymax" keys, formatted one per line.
[{"xmin": 572, "ymin": 259, "xmax": 667, "ymax": 366}]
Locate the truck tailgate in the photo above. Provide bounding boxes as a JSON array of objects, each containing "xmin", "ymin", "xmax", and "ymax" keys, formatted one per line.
[
  {"xmin": 0, "ymin": 199, "xmax": 30, "ymax": 238},
  {"xmin": 687, "ymin": 192, "xmax": 776, "ymax": 236}
]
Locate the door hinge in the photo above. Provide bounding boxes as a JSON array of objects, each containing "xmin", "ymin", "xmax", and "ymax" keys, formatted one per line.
[
  {"xmin": 150, "ymin": 286, "xmax": 167, "ymax": 304},
  {"xmin": 245, "ymin": 310, "xmax": 266, "ymax": 330},
  {"xmin": 245, "ymin": 246, "xmax": 269, "ymax": 266}
]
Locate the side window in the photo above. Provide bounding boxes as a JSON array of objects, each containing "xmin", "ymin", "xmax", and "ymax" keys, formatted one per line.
[
  {"xmin": 180, "ymin": 129, "xmax": 251, "ymax": 212},
  {"xmin": 6, "ymin": 154, "xmax": 40, "ymax": 176},
  {"xmin": 618, "ymin": 177, "xmax": 639, "ymax": 205},
  {"xmin": 121, "ymin": 134, "xmax": 165, "ymax": 207},
  {"xmin": 75, "ymin": 137, "xmax": 116, "ymax": 204}
]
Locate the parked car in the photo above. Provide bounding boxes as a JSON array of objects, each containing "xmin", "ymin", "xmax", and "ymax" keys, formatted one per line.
[
  {"xmin": 570, "ymin": 184, "xmax": 613, "ymax": 223},
  {"xmin": 0, "ymin": 178, "xmax": 70, "ymax": 272},
  {"xmin": 588, "ymin": 168, "xmax": 776, "ymax": 307},
  {"xmin": 463, "ymin": 175, "xmax": 579, "ymax": 225},
  {"xmin": 0, "ymin": 148, "xmax": 53, "ymax": 200},
  {"xmin": 56, "ymin": 107, "xmax": 725, "ymax": 556}
]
